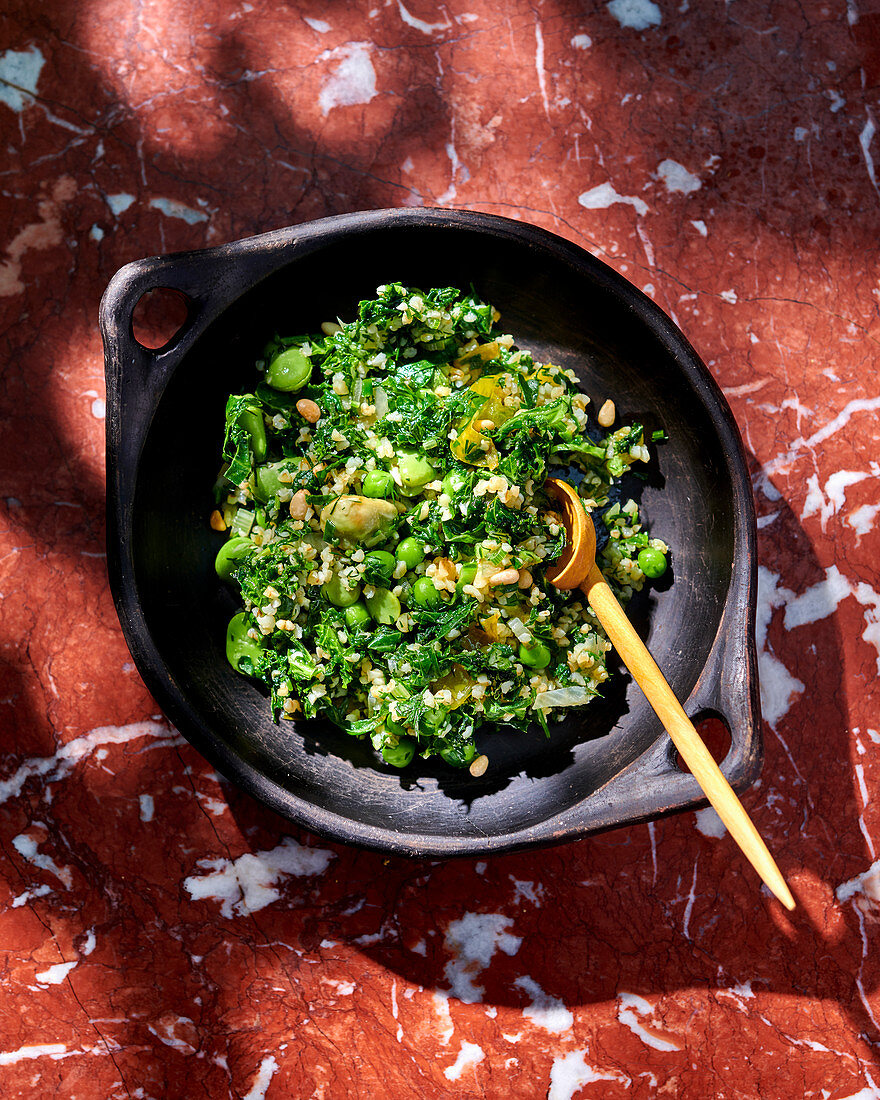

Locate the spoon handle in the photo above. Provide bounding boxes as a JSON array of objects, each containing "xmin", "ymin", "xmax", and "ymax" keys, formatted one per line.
[{"xmin": 582, "ymin": 563, "xmax": 795, "ymax": 911}]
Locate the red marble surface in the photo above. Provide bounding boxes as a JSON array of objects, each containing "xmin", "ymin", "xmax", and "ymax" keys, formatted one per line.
[{"xmin": 2, "ymin": 1, "xmax": 880, "ymax": 1096}]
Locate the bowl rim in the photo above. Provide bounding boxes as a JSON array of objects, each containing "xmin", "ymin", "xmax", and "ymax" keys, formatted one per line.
[{"xmin": 101, "ymin": 207, "xmax": 762, "ymax": 857}]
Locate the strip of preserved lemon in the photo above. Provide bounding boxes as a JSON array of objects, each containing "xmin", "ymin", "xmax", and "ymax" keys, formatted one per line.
[
  {"xmin": 431, "ymin": 665, "xmax": 474, "ymax": 709},
  {"xmin": 450, "ymin": 373, "xmax": 516, "ymax": 466}
]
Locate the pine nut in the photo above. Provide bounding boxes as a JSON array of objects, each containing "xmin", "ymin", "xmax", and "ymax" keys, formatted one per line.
[
  {"xmin": 518, "ymin": 569, "xmax": 533, "ymax": 589},
  {"xmin": 477, "ymin": 419, "xmax": 496, "ymax": 431},
  {"xmin": 597, "ymin": 399, "xmax": 616, "ymax": 427},
  {"xmin": 321, "ymin": 321, "xmax": 341, "ymax": 336},
  {"xmin": 296, "ymin": 399, "xmax": 321, "ymax": 423},
  {"xmin": 209, "ymin": 509, "xmax": 226, "ymax": 531},
  {"xmin": 289, "ymin": 489, "xmax": 309, "ymax": 519},
  {"xmin": 469, "ymin": 754, "xmax": 489, "ymax": 778},
  {"xmin": 488, "ymin": 567, "xmax": 519, "ymax": 586}
]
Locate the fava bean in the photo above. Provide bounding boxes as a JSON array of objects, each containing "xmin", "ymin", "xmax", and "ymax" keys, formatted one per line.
[
  {"xmin": 237, "ymin": 405, "xmax": 266, "ymax": 462},
  {"xmin": 323, "ymin": 574, "xmax": 362, "ymax": 607},
  {"xmin": 254, "ymin": 460, "xmax": 290, "ymax": 502},
  {"xmin": 397, "ymin": 449, "xmax": 437, "ymax": 496},
  {"xmin": 215, "ymin": 536, "xmax": 253, "ymax": 582},
  {"xmin": 321, "ymin": 495, "xmax": 397, "ymax": 546},
  {"xmin": 226, "ymin": 612, "xmax": 264, "ymax": 674},
  {"xmin": 442, "ymin": 469, "xmax": 468, "ymax": 497},
  {"xmin": 266, "ymin": 346, "xmax": 313, "ymax": 392},
  {"xmin": 518, "ymin": 640, "xmax": 552, "ymax": 669},
  {"xmin": 366, "ymin": 586, "xmax": 401, "ymax": 625}
]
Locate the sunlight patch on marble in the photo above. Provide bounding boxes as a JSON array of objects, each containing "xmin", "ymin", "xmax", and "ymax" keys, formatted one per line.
[
  {"xmin": 848, "ymin": 502, "xmax": 880, "ymax": 542},
  {"xmin": 782, "ymin": 564, "xmax": 880, "ymax": 674},
  {"xmin": 0, "ymin": 177, "xmax": 77, "ymax": 298}
]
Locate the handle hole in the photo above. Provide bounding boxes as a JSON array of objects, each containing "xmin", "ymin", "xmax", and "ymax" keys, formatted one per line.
[
  {"xmin": 131, "ymin": 287, "xmax": 190, "ymax": 350},
  {"xmin": 674, "ymin": 713, "xmax": 732, "ymax": 773}
]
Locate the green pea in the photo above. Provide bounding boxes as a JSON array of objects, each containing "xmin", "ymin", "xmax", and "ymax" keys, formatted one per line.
[
  {"xmin": 442, "ymin": 469, "xmax": 468, "ymax": 497},
  {"xmin": 215, "ymin": 536, "xmax": 253, "ymax": 582},
  {"xmin": 381, "ymin": 737, "xmax": 416, "ymax": 768},
  {"xmin": 226, "ymin": 612, "xmax": 264, "ymax": 674},
  {"xmin": 366, "ymin": 586, "xmax": 401, "ymax": 625},
  {"xmin": 439, "ymin": 742, "xmax": 476, "ymax": 768},
  {"xmin": 396, "ymin": 537, "xmax": 426, "ymax": 570},
  {"xmin": 518, "ymin": 641, "xmax": 552, "ymax": 669},
  {"xmin": 344, "ymin": 602, "xmax": 371, "ymax": 631},
  {"xmin": 266, "ymin": 346, "xmax": 313, "ymax": 392},
  {"xmin": 237, "ymin": 405, "xmax": 266, "ymax": 462},
  {"xmin": 322, "ymin": 574, "xmax": 362, "ymax": 607},
  {"xmin": 412, "ymin": 575, "xmax": 441, "ymax": 609},
  {"xmin": 638, "ymin": 547, "xmax": 668, "ymax": 578},
  {"xmin": 362, "ymin": 469, "xmax": 395, "ymax": 498},
  {"xmin": 363, "ymin": 549, "xmax": 396, "ymax": 583},
  {"xmin": 456, "ymin": 562, "xmax": 477, "ymax": 593},
  {"xmin": 397, "ymin": 449, "xmax": 437, "ymax": 496}
]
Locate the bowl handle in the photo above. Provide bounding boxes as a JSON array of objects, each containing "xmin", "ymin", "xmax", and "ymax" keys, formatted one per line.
[
  {"xmin": 99, "ymin": 235, "xmax": 294, "ymax": 399},
  {"xmin": 677, "ymin": 590, "xmax": 763, "ymax": 792}
]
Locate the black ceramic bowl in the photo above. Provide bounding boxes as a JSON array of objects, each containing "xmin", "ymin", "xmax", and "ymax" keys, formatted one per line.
[{"xmin": 101, "ymin": 209, "xmax": 761, "ymax": 856}]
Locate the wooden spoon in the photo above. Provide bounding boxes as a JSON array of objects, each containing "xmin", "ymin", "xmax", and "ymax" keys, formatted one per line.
[{"xmin": 545, "ymin": 477, "xmax": 795, "ymax": 911}]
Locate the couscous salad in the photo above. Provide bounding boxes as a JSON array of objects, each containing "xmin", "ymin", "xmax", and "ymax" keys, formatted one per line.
[{"xmin": 211, "ymin": 284, "xmax": 668, "ymax": 772}]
